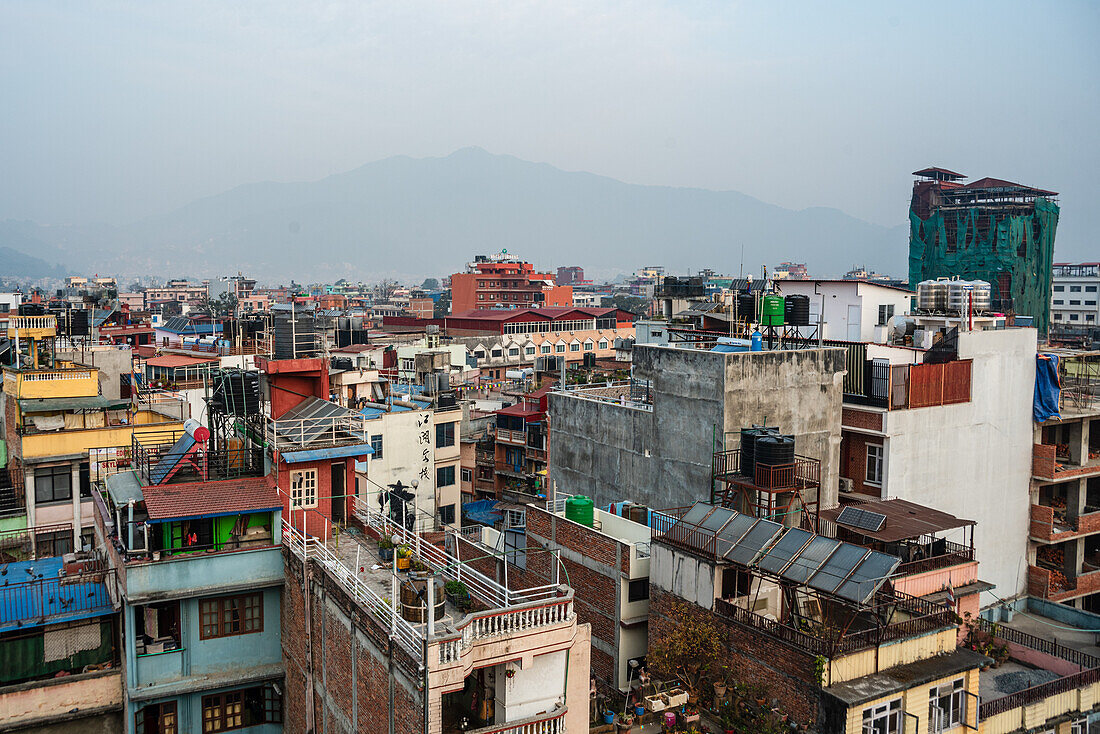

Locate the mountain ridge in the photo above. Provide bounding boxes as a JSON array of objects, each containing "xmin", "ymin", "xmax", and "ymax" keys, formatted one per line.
[{"xmin": 0, "ymin": 148, "xmax": 908, "ymax": 281}]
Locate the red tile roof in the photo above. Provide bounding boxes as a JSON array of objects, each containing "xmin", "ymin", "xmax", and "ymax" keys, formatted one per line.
[
  {"xmin": 912, "ymin": 166, "xmax": 965, "ymax": 179},
  {"xmin": 956, "ymin": 177, "xmax": 1058, "ymax": 197},
  {"xmin": 145, "ymin": 354, "xmax": 219, "ymax": 368},
  {"xmin": 142, "ymin": 475, "xmax": 281, "ymax": 521}
]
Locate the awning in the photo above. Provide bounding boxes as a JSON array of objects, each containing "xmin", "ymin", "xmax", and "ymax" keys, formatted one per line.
[
  {"xmin": 18, "ymin": 396, "xmax": 131, "ymax": 412},
  {"xmin": 106, "ymin": 470, "xmax": 145, "ymax": 506},
  {"xmin": 281, "ymin": 444, "xmax": 374, "ymax": 464}
]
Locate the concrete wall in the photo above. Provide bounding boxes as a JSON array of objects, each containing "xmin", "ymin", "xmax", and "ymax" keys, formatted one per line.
[
  {"xmin": 549, "ymin": 345, "xmax": 846, "ymax": 511},
  {"xmin": 359, "ymin": 409, "xmax": 437, "ymax": 530},
  {"xmin": 0, "ymin": 669, "xmax": 121, "ymax": 732},
  {"xmin": 879, "ymin": 328, "xmax": 1036, "ymax": 602},
  {"xmin": 55, "ymin": 346, "xmax": 132, "ymax": 400}
]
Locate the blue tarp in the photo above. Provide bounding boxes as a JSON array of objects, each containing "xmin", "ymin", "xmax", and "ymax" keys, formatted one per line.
[
  {"xmin": 0, "ymin": 557, "xmax": 114, "ymax": 634},
  {"xmin": 1034, "ymin": 353, "xmax": 1061, "ymax": 422},
  {"xmin": 463, "ymin": 499, "xmax": 502, "ymax": 526}
]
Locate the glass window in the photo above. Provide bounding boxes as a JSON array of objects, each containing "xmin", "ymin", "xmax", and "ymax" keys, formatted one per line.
[
  {"xmin": 1054, "ymin": 285, "xmax": 1065, "ymax": 292},
  {"xmin": 199, "ymin": 593, "xmax": 264, "ymax": 640},
  {"xmin": 540, "ymin": 345, "xmax": 551, "ymax": 354},
  {"xmin": 865, "ymin": 444, "xmax": 883, "ymax": 486},
  {"xmin": 628, "ymin": 579, "xmax": 649, "ymax": 602},
  {"xmin": 135, "ymin": 600, "xmax": 182, "ymax": 654},
  {"xmin": 598, "ymin": 340, "xmax": 608, "ymax": 349},
  {"xmin": 877, "ymin": 304, "xmax": 894, "ymax": 326},
  {"xmin": 370, "ymin": 434, "xmax": 383, "ymax": 459},
  {"xmin": 1087, "ymin": 286, "xmax": 1098, "ymax": 292},
  {"xmin": 201, "ymin": 686, "xmax": 278, "ymax": 732},
  {"xmin": 435, "ymin": 422, "xmax": 455, "ymax": 448},
  {"xmin": 436, "ymin": 465, "xmax": 456, "ymax": 487},
  {"xmin": 461, "ymin": 468, "xmax": 472, "ymax": 483},
  {"xmin": 1054, "ymin": 300, "xmax": 1065, "ymax": 305},
  {"xmin": 491, "ymin": 348, "xmax": 503, "ymax": 358},
  {"xmin": 929, "ymin": 678, "xmax": 965, "ymax": 730},
  {"xmin": 1055, "ymin": 313, "xmax": 1063, "ymax": 320},
  {"xmin": 34, "ymin": 464, "xmax": 72, "ymax": 504},
  {"xmin": 861, "ymin": 698, "xmax": 901, "ymax": 734},
  {"xmin": 570, "ymin": 343, "xmax": 581, "ymax": 352},
  {"xmin": 1089, "ymin": 315, "xmax": 1096, "ymax": 322},
  {"xmin": 1071, "ymin": 314, "xmax": 1080, "ymax": 321},
  {"xmin": 136, "ymin": 701, "xmax": 178, "ymax": 734},
  {"xmin": 555, "ymin": 344, "xmax": 565, "ymax": 353},
  {"xmin": 438, "ymin": 504, "xmax": 456, "ymax": 525},
  {"xmin": 583, "ymin": 340, "xmax": 594, "ymax": 351},
  {"xmin": 1071, "ymin": 285, "xmax": 1082, "ymax": 292},
  {"xmin": 1087, "ymin": 301, "xmax": 1097, "ymax": 306},
  {"xmin": 508, "ymin": 347, "xmax": 519, "ymax": 357},
  {"xmin": 290, "ymin": 469, "xmax": 318, "ymax": 508},
  {"xmin": 525, "ymin": 346, "xmax": 536, "ymax": 356},
  {"xmin": 1071, "ymin": 300, "xmax": 1081, "ymax": 306}
]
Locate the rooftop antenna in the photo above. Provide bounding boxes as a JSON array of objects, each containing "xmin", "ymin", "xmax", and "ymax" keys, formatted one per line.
[{"xmin": 740, "ymin": 244, "xmax": 744, "ymax": 278}]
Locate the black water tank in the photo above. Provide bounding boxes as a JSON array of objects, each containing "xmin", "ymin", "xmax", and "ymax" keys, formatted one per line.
[
  {"xmin": 736, "ymin": 293, "xmax": 757, "ymax": 321},
  {"xmin": 755, "ymin": 435, "xmax": 795, "ymax": 467},
  {"xmin": 18, "ymin": 303, "xmax": 45, "ymax": 316},
  {"xmin": 784, "ymin": 294, "xmax": 811, "ymax": 326},
  {"xmin": 739, "ymin": 425, "xmax": 778, "ymax": 476},
  {"xmin": 70, "ymin": 309, "xmax": 89, "ymax": 336}
]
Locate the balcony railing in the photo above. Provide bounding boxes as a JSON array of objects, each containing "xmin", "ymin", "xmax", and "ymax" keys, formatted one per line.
[
  {"xmin": 459, "ymin": 704, "xmax": 567, "ymax": 734},
  {"xmin": 980, "ymin": 667, "xmax": 1100, "ymax": 719},
  {"xmin": 712, "ymin": 449, "xmax": 821, "ymax": 490},
  {"xmin": 6, "ymin": 315, "xmax": 56, "ymax": 337},
  {"xmin": 0, "ymin": 566, "xmax": 117, "ymax": 630},
  {"xmin": 265, "ymin": 412, "xmax": 370, "ymax": 451},
  {"xmin": 896, "ymin": 540, "xmax": 975, "ymax": 576},
  {"xmin": 0, "ymin": 523, "xmax": 73, "ymax": 561},
  {"xmin": 436, "ymin": 598, "xmax": 575, "ymax": 665}
]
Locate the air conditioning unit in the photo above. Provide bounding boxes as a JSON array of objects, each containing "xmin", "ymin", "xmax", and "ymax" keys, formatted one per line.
[{"xmin": 839, "ymin": 478, "xmax": 854, "ymax": 493}]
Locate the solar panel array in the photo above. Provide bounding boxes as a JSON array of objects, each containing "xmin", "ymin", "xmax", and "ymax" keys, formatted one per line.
[
  {"xmin": 663, "ymin": 503, "xmax": 900, "ymax": 605},
  {"xmin": 836, "ymin": 506, "xmax": 888, "ymax": 533}
]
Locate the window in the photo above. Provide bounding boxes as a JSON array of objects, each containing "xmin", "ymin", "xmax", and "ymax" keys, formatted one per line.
[
  {"xmin": 1054, "ymin": 299, "xmax": 1065, "ymax": 305},
  {"xmin": 370, "ymin": 434, "xmax": 383, "ymax": 459},
  {"xmin": 1071, "ymin": 300, "xmax": 1081, "ymax": 306},
  {"xmin": 438, "ymin": 504, "xmax": 456, "ymax": 525},
  {"xmin": 136, "ymin": 600, "xmax": 182, "ymax": 654},
  {"xmin": 1088, "ymin": 286, "xmax": 1098, "ymax": 292},
  {"xmin": 1087, "ymin": 301, "xmax": 1097, "ymax": 306},
  {"xmin": 436, "ymin": 465, "xmax": 456, "ymax": 487},
  {"xmin": 583, "ymin": 340, "xmax": 594, "ymax": 351},
  {"xmin": 201, "ymin": 686, "xmax": 280, "ymax": 733},
  {"xmin": 1071, "ymin": 314, "xmax": 1080, "ymax": 321},
  {"xmin": 290, "ymin": 469, "xmax": 318, "ymax": 508},
  {"xmin": 555, "ymin": 343, "xmax": 565, "ymax": 353},
  {"xmin": 1072, "ymin": 285, "xmax": 1082, "ymax": 292},
  {"xmin": 478, "ymin": 294, "xmax": 485, "ymax": 300},
  {"xmin": 1089, "ymin": 315, "xmax": 1096, "ymax": 322},
  {"xmin": 540, "ymin": 345, "xmax": 551, "ymax": 354},
  {"xmin": 491, "ymin": 348, "xmax": 503, "ymax": 358},
  {"xmin": 461, "ymin": 468, "xmax": 472, "ymax": 483},
  {"xmin": 929, "ymin": 678, "xmax": 965, "ymax": 730},
  {"xmin": 136, "ymin": 701, "xmax": 177, "ymax": 734},
  {"xmin": 569, "ymin": 342, "xmax": 580, "ymax": 352},
  {"xmin": 1055, "ymin": 313, "xmax": 1063, "ymax": 320},
  {"xmin": 598, "ymin": 340, "xmax": 608, "ymax": 349},
  {"xmin": 508, "ymin": 347, "xmax": 519, "ymax": 357},
  {"xmin": 525, "ymin": 346, "xmax": 536, "ymax": 356},
  {"xmin": 34, "ymin": 464, "xmax": 72, "ymax": 504},
  {"xmin": 1054, "ymin": 285, "xmax": 1065, "ymax": 292},
  {"xmin": 865, "ymin": 445, "xmax": 883, "ymax": 486},
  {"xmin": 435, "ymin": 422, "xmax": 455, "ymax": 448},
  {"xmin": 628, "ymin": 579, "xmax": 649, "ymax": 602},
  {"xmin": 861, "ymin": 698, "xmax": 901, "ymax": 734},
  {"xmin": 877, "ymin": 304, "xmax": 894, "ymax": 326},
  {"xmin": 199, "ymin": 593, "xmax": 263, "ymax": 640}
]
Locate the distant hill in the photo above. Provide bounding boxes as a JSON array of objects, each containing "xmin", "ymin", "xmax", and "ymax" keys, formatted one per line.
[{"xmin": 0, "ymin": 148, "xmax": 908, "ymax": 281}]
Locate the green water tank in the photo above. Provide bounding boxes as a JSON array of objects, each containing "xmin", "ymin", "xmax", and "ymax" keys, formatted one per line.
[
  {"xmin": 564, "ymin": 495, "xmax": 594, "ymax": 527},
  {"xmin": 761, "ymin": 295, "xmax": 785, "ymax": 326}
]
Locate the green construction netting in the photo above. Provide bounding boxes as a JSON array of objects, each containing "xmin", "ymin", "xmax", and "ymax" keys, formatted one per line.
[{"xmin": 908, "ymin": 197, "xmax": 1059, "ymax": 334}]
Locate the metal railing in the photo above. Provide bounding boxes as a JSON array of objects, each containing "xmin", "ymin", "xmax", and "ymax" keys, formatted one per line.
[
  {"xmin": 979, "ymin": 667, "xmax": 1100, "ymax": 719},
  {"xmin": 712, "ymin": 449, "xmax": 821, "ymax": 490},
  {"xmin": 132, "ymin": 429, "xmax": 265, "ymax": 484},
  {"xmin": 0, "ymin": 566, "xmax": 116, "ymax": 628},
  {"xmin": 265, "ymin": 412, "xmax": 369, "ymax": 450},
  {"xmin": 460, "ymin": 704, "xmax": 567, "ymax": 734},
  {"xmin": 896, "ymin": 541, "xmax": 975, "ymax": 576},
  {"xmin": 0, "ymin": 523, "xmax": 73, "ymax": 560},
  {"xmin": 975, "ymin": 615, "xmax": 1100, "ymax": 671}
]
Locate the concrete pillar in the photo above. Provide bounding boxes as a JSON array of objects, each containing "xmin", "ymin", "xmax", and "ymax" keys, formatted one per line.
[
  {"xmin": 71, "ymin": 462, "xmax": 82, "ymax": 550},
  {"xmin": 1070, "ymin": 420, "xmax": 1089, "ymax": 465},
  {"xmin": 1064, "ymin": 538, "xmax": 1085, "ymax": 579},
  {"xmin": 1067, "ymin": 479, "xmax": 1087, "ymax": 524},
  {"xmin": 24, "ymin": 468, "xmax": 35, "ymax": 530}
]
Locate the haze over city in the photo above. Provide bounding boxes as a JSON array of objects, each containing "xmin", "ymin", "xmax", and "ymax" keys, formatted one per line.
[{"xmin": 1, "ymin": 1, "xmax": 1098, "ymax": 281}]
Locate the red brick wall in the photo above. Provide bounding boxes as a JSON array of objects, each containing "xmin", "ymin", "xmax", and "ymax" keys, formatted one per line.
[
  {"xmin": 283, "ymin": 550, "xmax": 424, "ymax": 734},
  {"xmin": 648, "ymin": 588, "xmax": 821, "ymax": 726},
  {"xmin": 841, "ymin": 407, "xmax": 882, "ymax": 432},
  {"xmin": 840, "ymin": 431, "xmax": 882, "ymax": 496}
]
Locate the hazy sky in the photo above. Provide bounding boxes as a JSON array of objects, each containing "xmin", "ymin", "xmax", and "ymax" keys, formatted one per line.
[{"xmin": 2, "ymin": 1, "xmax": 1097, "ymax": 258}]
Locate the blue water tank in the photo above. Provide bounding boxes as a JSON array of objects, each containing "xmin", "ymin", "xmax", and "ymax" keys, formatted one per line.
[{"xmin": 751, "ymin": 331, "xmax": 763, "ymax": 352}]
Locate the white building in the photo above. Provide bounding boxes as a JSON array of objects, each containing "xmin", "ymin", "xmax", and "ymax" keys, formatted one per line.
[
  {"xmin": 0, "ymin": 292, "xmax": 22, "ymax": 315},
  {"xmin": 777, "ymin": 279, "xmax": 913, "ymax": 343},
  {"xmin": 839, "ymin": 327, "xmax": 1036, "ymax": 603},
  {"xmin": 1052, "ymin": 262, "xmax": 1100, "ymax": 328}
]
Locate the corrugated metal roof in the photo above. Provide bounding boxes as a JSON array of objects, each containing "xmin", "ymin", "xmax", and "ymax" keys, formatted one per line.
[
  {"xmin": 18, "ymin": 396, "xmax": 131, "ymax": 412},
  {"xmin": 106, "ymin": 470, "xmax": 145, "ymax": 506},
  {"xmin": 146, "ymin": 355, "xmax": 219, "ymax": 368}
]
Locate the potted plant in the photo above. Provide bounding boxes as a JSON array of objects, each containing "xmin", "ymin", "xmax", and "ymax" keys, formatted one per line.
[
  {"xmin": 713, "ymin": 678, "xmax": 728, "ymax": 700},
  {"xmin": 396, "ymin": 545, "xmax": 411, "ymax": 571},
  {"xmin": 378, "ymin": 536, "xmax": 394, "ymax": 562},
  {"xmin": 444, "ymin": 580, "xmax": 469, "ymax": 606},
  {"xmin": 681, "ymin": 705, "xmax": 700, "ymax": 724},
  {"xmin": 602, "ymin": 710, "xmax": 616, "ymax": 725},
  {"xmin": 616, "ymin": 712, "xmax": 635, "ymax": 733}
]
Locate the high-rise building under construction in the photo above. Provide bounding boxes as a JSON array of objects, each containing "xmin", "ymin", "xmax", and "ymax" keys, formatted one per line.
[{"xmin": 908, "ymin": 167, "xmax": 1059, "ymax": 333}]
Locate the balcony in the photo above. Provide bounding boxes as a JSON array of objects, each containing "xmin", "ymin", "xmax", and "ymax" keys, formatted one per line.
[
  {"xmin": 495, "ymin": 428, "xmax": 527, "ymax": 445},
  {"xmin": 843, "ymin": 357, "xmax": 972, "ymax": 410},
  {"xmin": 132, "ymin": 429, "xmax": 265, "ymax": 485},
  {"xmin": 712, "ymin": 449, "xmax": 820, "ymax": 491},
  {"xmin": 3, "ymin": 362, "xmax": 99, "ymax": 400},
  {"xmin": 1032, "ymin": 443, "xmax": 1100, "ymax": 482},
  {"xmin": 450, "ymin": 704, "xmax": 567, "ymax": 734},
  {"xmin": 0, "ymin": 556, "xmax": 117, "ymax": 634},
  {"xmin": 5, "ymin": 315, "xmax": 56, "ymax": 340},
  {"xmin": 1030, "ymin": 503, "xmax": 1100, "ymax": 542}
]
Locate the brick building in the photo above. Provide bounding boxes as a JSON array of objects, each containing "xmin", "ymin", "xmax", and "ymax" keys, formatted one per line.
[{"xmin": 450, "ymin": 253, "xmax": 572, "ymax": 314}]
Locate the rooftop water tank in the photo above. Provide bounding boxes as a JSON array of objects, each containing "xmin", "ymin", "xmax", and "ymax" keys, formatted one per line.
[
  {"xmin": 761, "ymin": 295, "xmax": 785, "ymax": 326},
  {"xmin": 565, "ymin": 495, "xmax": 594, "ymax": 527},
  {"xmin": 784, "ymin": 295, "xmax": 811, "ymax": 326},
  {"xmin": 755, "ymin": 434, "xmax": 795, "ymax": 467},
  {"xmin": 737, "ymin": 293, "xmax": 758, "ymax": 321}
]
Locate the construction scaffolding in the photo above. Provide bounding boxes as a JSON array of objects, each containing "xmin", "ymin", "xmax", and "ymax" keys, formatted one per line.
[{"xmin": 908, "ymin": 169, "xmax": 1059, "ymax": 334}]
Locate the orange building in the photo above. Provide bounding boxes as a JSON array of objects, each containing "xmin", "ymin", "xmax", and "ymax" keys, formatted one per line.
[{"xmin": 450, "ymin": 253, "xmax": 572, "ymax": 313}]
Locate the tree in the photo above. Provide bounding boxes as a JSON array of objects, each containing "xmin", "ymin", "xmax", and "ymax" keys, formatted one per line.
[
  {"xmin": 421, "ymin": 278, "xmax": 440, "ymax": 290},
  {"xmin": 609, "ymin": 294, "xmax": 652, "ymax": 316},
  {"xmin": 433, "ymin": 292, "xmax": 451, "ymax": 318},
  {"xmin": 375, "ymin": 279, "xmax": 398, "ymax": 301},
  {"xmin": 648, "ymin": 600, "xmax": 726, "ymax": 695}
]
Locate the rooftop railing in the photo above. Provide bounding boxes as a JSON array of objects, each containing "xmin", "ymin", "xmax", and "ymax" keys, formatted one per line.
[{"xmin": 265, "ymin": 411, "xmax": 370, "ymax": 451}]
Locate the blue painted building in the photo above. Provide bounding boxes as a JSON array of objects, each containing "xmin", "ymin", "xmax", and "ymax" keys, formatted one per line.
[{"xmin": 95, "ymin": 424, "xmax": 284, "ymax": 734}]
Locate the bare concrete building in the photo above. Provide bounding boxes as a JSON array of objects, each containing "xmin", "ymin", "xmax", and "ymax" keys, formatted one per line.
[{"xmin": 548, "ymin": 344, "xmax": 847, "ymax": 511}]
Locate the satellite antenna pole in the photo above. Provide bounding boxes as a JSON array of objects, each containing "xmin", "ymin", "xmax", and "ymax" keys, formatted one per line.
[{"xmin": 740, "ymin": 244, "xmax": 744, "ymax": 278}]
